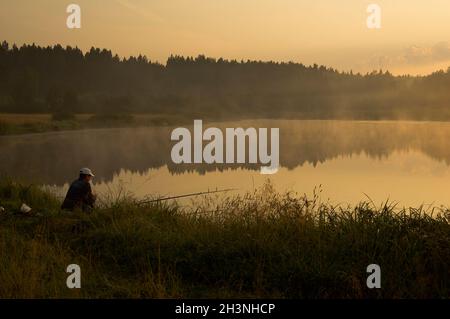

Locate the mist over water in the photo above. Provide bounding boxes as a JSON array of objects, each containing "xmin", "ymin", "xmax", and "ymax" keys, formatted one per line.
[{"xmin": 2, "ymin": 120, "xmax": 450, "ymax": 207}]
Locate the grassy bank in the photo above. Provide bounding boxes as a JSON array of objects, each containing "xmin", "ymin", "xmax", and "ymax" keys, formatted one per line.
[
  {"xmin": 0, "ymin": 113, "xmax": 189, "ymax": 135},
  {"xmin": 5, "ymin": 112, "xmax": 450, "ymax": 137},
  {"xmin": 0, "ymin": 179, "xmax": 449, "ymax": 298}
]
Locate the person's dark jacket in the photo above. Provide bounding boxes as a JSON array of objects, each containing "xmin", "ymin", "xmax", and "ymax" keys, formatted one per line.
[{"xmin": 61, "ymin": 178, "xmax": 96, "ymax": 212}]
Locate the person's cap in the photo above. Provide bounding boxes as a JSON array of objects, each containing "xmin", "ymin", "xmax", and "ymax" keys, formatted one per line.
[{"xmin": 80, "ymin": 167, "xmax": 95, "ymax": 177}]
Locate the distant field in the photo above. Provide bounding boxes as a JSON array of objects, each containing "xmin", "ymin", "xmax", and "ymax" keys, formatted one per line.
[
  {"xmin": 0, "ymin": 113, "xmax": 92, "ymax": 124},
  {"xmin": 0, "ymin": 113, "xmax": 186, "ymax": 124},
  {"xmin": 0, "ymin": 113, "xmax": 190, "ymax": 135}
]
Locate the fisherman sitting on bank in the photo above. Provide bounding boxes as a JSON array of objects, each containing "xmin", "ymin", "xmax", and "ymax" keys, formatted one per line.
[{"xmin": 61, "ymin": 168, "xmax": 97, "ymax": 212}]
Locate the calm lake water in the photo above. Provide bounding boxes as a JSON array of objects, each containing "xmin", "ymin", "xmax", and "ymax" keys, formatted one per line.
[{"xmin": 1, "ymin": 120, "xmax": 450, "ymax": 208}]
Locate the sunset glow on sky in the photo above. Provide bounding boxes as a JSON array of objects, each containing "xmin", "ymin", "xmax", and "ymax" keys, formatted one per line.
[{"xmin": 1, "ymin": 0, "xmax": 450, "ymax": 75}]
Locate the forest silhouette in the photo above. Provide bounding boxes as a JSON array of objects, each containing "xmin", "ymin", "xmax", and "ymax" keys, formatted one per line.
[{"xmin": 1, "ymin": 41, "xmax": 450, "ymax": 120}]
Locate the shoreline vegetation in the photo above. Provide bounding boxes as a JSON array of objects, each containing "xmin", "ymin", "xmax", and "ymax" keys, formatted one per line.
[
  {"xmin": 4, "ymin": 113, "xmax": 450, "ymax": 136},
  {"xmin": 2, "ymin": 41, "xmax": 450, "ymax": 134},
  {"xmin": 0, "ymin": 178, "xmax": 449, "ymax": 298},
  {"xmin": 0, "ymin": 113, "xmax": 190, "ymax": 136}
]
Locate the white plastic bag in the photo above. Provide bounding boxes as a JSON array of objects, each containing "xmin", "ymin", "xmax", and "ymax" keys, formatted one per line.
[{"xmin": 20, "ymin": 203, "xmax": 32, "ymax": 214}]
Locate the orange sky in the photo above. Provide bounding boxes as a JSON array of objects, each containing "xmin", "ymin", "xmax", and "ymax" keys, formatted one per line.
[{"xmin": 1, "ymin": 0, "xmax": 450, "ymax": 75}]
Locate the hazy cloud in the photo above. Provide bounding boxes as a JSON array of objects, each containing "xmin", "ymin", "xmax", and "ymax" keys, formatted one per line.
[
  {"xmin": 401, "ymin": 42, "xmax": 450, "ymax": 64},
  {"xmin": 361, "ymin": 42, "xmax": 450, "ymax": 73},
  {"xmin": 114, "ymin": 0, "xmax": 164, "ymax": 23}
]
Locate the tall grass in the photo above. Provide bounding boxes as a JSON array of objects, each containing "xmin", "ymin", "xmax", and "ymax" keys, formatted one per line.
[{"xmin": 0, "ymin": 179, "xmax": 449, "ymax": 298}]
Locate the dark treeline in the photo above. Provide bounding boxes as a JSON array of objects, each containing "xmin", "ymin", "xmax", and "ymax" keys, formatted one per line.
[{"xmin": 1, "ymin": 41, "xmax": 450, "ymax": 120}]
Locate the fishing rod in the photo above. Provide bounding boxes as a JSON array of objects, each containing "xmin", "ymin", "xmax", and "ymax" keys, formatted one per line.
[{"xmin": 139, "ymin": 188, "xmax": 238, "ymax": 204}]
